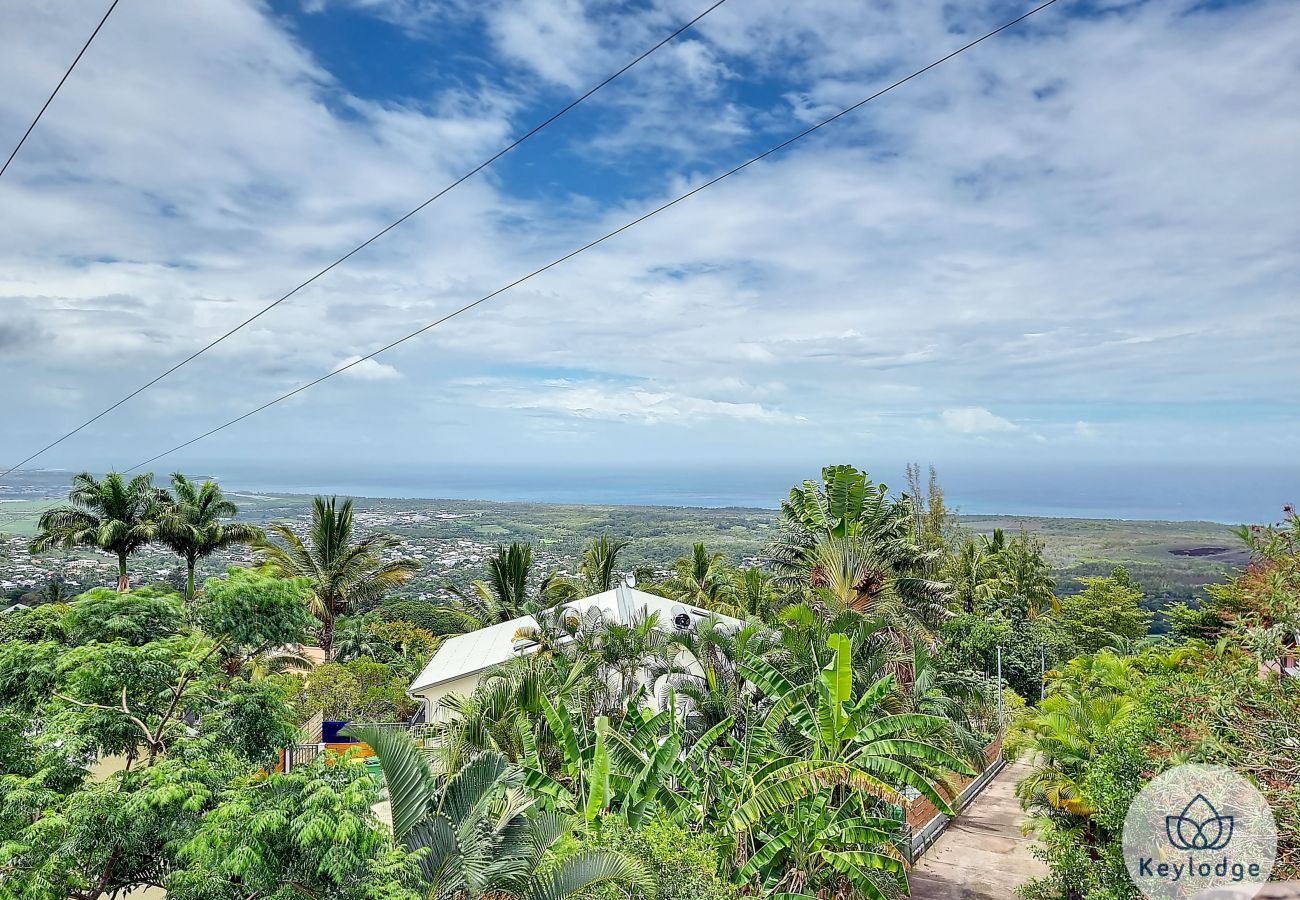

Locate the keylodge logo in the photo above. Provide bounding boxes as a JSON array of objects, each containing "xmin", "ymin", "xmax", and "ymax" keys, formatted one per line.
[{"xmin": 1165, "ymin": 794, "xmax": 1234, "ymax": 851}]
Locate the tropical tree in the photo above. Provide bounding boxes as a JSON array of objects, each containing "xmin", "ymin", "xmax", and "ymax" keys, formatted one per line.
[
  {"xmin": 156, "ymin": 473, "xmax": 264, "ymax": 601},
  {"xmin": 447, "ymin": 542, "xmax": 555, "ymax": 626},
  {"xmin": 766, "ymin": 465, "xmax": 949, "ymax": 626},
  {"xmin": 648, "ymin": 616, "xmax": 776, "ymax": 743},
  {"xmin": 333, "ymin": 615, "xmax": 385, "ymax": 662},
  {"xmin": 30, "ymin": 472, "xmax": 165, "ymax": 591},
  {"xmin": 551, "ymin": 534, "xmax": 630, "ymax": 599},
  {"xmin": 663, "ymin": 543, "xmax": 730, "ymax": 610},
  {"xmin": 728, "ymin": 633, "xmax": 973, "ymax": 899},
  {"xmin": 345, "ymin": 725, "xmax": 651, "ymax": 900},
  {"xmin": 255, "ymin": 496, "xmax": 418, "ymax": 657},
  {"xmin": 988, "ymin": 533, "xmax": 1059, "ymax": 621},
  {"xmin": 726, "ymin": 566, "xmax": 782, "ymax": 620}
]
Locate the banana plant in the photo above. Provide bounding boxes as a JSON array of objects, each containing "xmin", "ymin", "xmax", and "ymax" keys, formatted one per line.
[
  {"xmin": 725, "ymin": 633, "xmax": 975, "ymax": 900},
  {"xmin": 344, "ymin": 724, "xmax": 650, "ymax": 900},
  {"xmin": 517, "ymin": 694, "xmax": 688, "ymax": 830}
]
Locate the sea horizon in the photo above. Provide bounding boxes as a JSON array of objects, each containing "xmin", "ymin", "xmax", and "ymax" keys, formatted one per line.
[{"xmin": 197, "ymin": 461, "xmax": 1297, "ymax": 526}]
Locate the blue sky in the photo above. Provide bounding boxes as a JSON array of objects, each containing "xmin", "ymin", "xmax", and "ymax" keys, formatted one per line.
[{"xmin": 0, "ymin": 0, "xmax": 1298, "ymax": 485}]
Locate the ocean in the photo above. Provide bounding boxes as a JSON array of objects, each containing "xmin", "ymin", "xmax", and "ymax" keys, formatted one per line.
[{"xmin": 202, "ymin": 462, "xmax": 1300, "ymax": 525}]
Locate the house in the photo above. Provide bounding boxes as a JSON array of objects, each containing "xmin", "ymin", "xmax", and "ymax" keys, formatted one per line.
[
  {"xmin": 0, "ymin": 603, "xmax": 32, "ymax": 615},
  {"xmin": 408, "ymin": 583, "xmax": 741, "ymax": 720}
]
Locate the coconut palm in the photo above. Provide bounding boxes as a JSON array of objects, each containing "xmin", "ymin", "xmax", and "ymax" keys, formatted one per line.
[
  {"xmin": 255, "ymin": 496, "xmax": 417, "ymax": 657},
  {"xmin": 156, "ymin": 473, "xmax": 263, "ymax": 601},
  {"xmin": 29, "ymin": 471, "xmax": 165, "ymax": 591},
  {"xmin": 344, "ymin": 726, "xmax": 650, "ymax": 900}
]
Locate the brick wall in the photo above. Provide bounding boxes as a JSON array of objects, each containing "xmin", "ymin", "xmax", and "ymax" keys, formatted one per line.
[{"xmin": 904, "ymin": 735, "xmax": 1002, "ymax": 830}]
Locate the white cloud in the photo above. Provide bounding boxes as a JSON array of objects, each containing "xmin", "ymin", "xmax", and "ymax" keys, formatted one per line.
[
  {"xmin": 940, "ymin": 407, "xmax": 1018, "ymax": 434},
  {"xmin": 335, "ymin": 356, "xmax": 402, "ymax": 381},
  {"xmin": 1, "ymin": 0, "xmax": 1298, "ymax": 471}
]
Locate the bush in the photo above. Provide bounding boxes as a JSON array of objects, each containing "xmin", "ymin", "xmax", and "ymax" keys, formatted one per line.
[
  {"xmin": 579, "ymin": 817, "xmax": 739, "ymax": 900},
  {"xmin": 376, "ymin": 600, "xmax": 478, "ymax": 636}
]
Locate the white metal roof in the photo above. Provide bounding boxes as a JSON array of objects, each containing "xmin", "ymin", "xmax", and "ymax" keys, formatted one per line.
[{"xmin": 408, "ymin": 584, "xmax": 739, "ymax": 695}]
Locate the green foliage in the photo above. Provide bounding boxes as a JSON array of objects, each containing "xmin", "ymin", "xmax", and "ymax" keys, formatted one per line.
[
  {"xmin": 196, "ymin": 567, "xmax": 315, "ymax": 654},
  {"xmin": 255, "ymin": 496, "xmax": 418, "ymax": 656},
  {"xmin": 168, "ymin": 753, "xmax": 419, "ymax": 900},
  {"xmin": 281, "ymin": 657, "xmax": 418, "ymax": 722},
  {"xmin": 578, "ymin": 817, "xmax": 739, "ymax": 900},
  {"xmin": 376, "ymin": 599, "xmax": 479, "ymax": 636},
  {"xmin": 206, "ymin": 678, "xmax": 300, "ymax": 766},
  {"xmin": 64, "ymin": 586, "xmax": 185, "ymax": 646},
  {"xmin": 29, "ymin": 471, "xmax": 166, "ymax": 589},
  {"xmin": 1058, "ymin": 566, "xmax": 1151, "ymax": 655},
  {"xmin": 157, "ymin": 474, "xmax": 265, "ymax": 600},
  {"xmin": 0, "ymin": 602, "xmax": 69, "ymax": 643}
]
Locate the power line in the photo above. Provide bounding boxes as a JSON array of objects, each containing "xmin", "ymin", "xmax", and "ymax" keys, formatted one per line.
[
  {"xmin": 123, "ymin": 0, "xmax": 1063, "ymax": 475},
  {"xmin": 1, "ymin": 0, "xmax": 122, "ymax": 180},
  {"xmin": 0, "ymin": 0, "xmax": 732, "ymax": 483}
]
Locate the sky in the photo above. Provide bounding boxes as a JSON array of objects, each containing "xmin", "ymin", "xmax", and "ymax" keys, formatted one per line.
[{"xmin": 1, "ymin": 0, "xmax": 1298, "ymax": 489}]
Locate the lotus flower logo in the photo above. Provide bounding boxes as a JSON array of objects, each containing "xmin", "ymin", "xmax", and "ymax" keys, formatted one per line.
[{"xmin": 1165, "ymin": 794, "xmax": 1234, "ymax": 851}]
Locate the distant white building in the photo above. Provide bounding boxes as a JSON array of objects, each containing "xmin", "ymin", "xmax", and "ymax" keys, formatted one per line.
[{"xmin": 408, "ymin": 583, "xmax": 741, "ymax": 720}]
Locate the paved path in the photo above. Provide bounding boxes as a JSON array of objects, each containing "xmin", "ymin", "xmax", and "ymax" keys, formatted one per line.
[{"xmin": 909, "ymin": 760, "xmax": 1047, "ymax": 900}]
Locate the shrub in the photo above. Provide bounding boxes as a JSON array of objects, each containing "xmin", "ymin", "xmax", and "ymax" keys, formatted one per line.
[{"xmin": 579, "ymin": 817, "xmax": 739, "ymax": 900}]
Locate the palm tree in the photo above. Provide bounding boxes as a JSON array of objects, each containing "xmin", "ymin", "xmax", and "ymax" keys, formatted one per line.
[
  {"xmin": 30, "ymin": 471, "xmax": 164, "ymax": 591},
  {"xmin": 663, "ymin": 542, "xmax": 731, "ymax": 609},
  {"xmin": 990, "ymin": 533, "xmax": 1059, "ymax": 621},
  {"xmin": 156, "ymin": 473, "xmax": 263, "ymax": 602},
  {"xmin": 345, "ymin": 726, "xmax": 650, "ymax": 900},
  {"xmin": 332, "ymin": 616, "xmax": 384, "ymax": 662},
  {"xmin": 255, "ymin": 496, "xmax": 417, "ymax": 657},
  {"xmin": 447, "ymin": 542, "xmax": 556, "ymax": 625},
  {"xmin": 551, "ymin": 533, "xmax": 630, "ymax": 600},
  {"xmin": 726, "ymin": 565, "xmax": 781, "ymax": 620}
]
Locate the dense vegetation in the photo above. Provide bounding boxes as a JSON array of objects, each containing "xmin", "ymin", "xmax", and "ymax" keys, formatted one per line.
[{"xmin": 0, "ymin": 465, "xmax": 1293, "ymax": 899}]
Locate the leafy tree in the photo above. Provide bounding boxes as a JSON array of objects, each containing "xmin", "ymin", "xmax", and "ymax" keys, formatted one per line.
[
  {"xmin": 55, "ymin": 633, "xmax": 223, "ymax": 764},
  {"xmin": 1058, "ymin": 566, "xmax": 1151, "ymax": 655},
  {"xmin": 255, "ymin": 496, "xmax": 418, "ymax": 657},
  {"xmin": 30, "ymin": 471, "xmax": 165, "ymax": 591},
  {"xmin": 0, "ymin": 602, "xmax": 69, "ymax": 644},
  {"xmin": 194, "ymin": 567, "xmax": 316, "ymax": 671},
  {"xmin": 283, "ymin": 657, "xmax": 417, "ymax": 723},
  {"xmin": 205, "ymin": 678, "xmax": 300, "ymax": 766},
  {"xmin": 168, "ymin": 752, "xmax": 419, "ymax": 900},
  {"xmin": 63, "ymin": 586, "xmax": 184, "ymax": 646},
  {"xmin": 581, "ymin": 816, "xmax": 740, "ymax": 900},
  {"xmin": 157, "ymin": 473, "xmax": 264, "ymax": 601}
]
